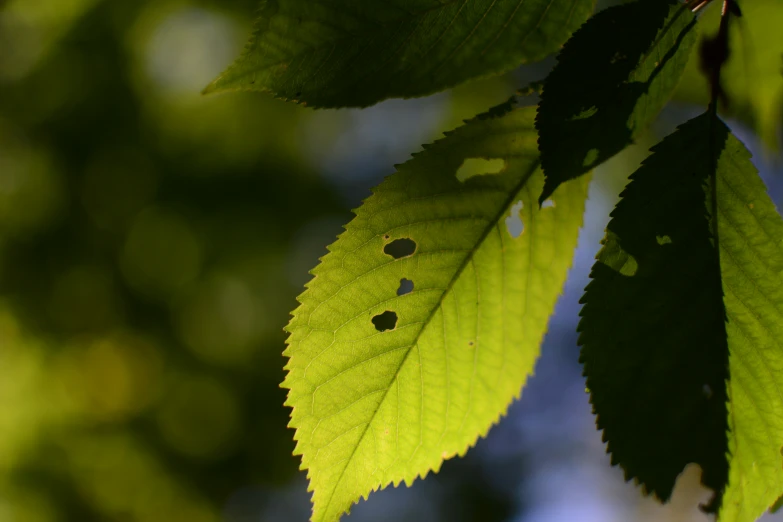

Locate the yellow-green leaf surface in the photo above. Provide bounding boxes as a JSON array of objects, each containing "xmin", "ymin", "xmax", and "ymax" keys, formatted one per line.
[
  {"xmin": 205, "ymin": 0, "xmax": 595, "ymax": 108},
  {"xmin": 716, "ymin": 125, "xmax": 783, "ymax": 521},
  {"xmin": 283, "ymin": 102, "xmax": 589, "ymax": 522}
]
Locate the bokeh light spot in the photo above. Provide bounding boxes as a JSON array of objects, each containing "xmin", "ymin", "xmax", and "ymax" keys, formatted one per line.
[
  {"xmin": 156, "ymin": 374, "xmax": 241, "ymax": 460},
  {"xmin": 176, "ymin": 274, "xmax": 268, "ymax": 367},
  {"xmin": 144, "ymin": 7, "xmax": 237, "ymax": 94},
  {"xmin": 54, "ymin": 334, "xmax": 163, "ymax": 422},
  {"xmin": 80, "ymin": 146, "xmax": 158, "ymax": 230},
  {"xmin": 0, "ymin": 123, "xmax": 64, "ymax": 236},
  {"xmin": 47, "ymin": 265, "xmax": 122, "ymax": 332},
  {"xmin": 121, "ymin": 207, "xmax": 203, "ymax": 300}
]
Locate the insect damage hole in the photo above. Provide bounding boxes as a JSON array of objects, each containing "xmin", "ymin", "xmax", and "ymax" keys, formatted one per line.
[
  {"xmin": 456, "ymin": 158, "xmax": 507, "ymax": 182},
  {"xmin": 384, "ymin": 238, "xmax": 417, "ymax": 259},
  {"xmin": 505, "ymin": 200, "xmax": 524, "ymax": 238},
  {"xmin": 372, "ymin": 311, "xmax": 398, "ymax": 332},
  {"xmin": 541, "ymin": 199, "xmax": 556, "ymax": 209},
  {"xmin": 397, "ymin": 278, "xmax": 414, "ymax": 296}
]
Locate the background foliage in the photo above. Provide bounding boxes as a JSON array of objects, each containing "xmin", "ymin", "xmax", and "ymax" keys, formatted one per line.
[{"xmin": 0, "ymin": 0, "xmax": 782, "ymax": 521}]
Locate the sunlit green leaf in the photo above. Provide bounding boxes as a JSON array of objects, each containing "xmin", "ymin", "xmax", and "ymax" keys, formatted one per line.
[
  {"xmin": 578, "ymin": 113, "xmax": 730, "ymax": 508},
  {"xmin": 536, "ymin": 0, "xmax": 697, "ymax": 202},
  {"xmin": 715, "ymin": 120, "xmax": 783, "ymax": 522},
  {"xmin": 284, "ymin": 101, "xmax": 589, "ymax": 522},
  {"xmin": 204, "ymin": 0, "xmax": 595, "ymax": 108}
]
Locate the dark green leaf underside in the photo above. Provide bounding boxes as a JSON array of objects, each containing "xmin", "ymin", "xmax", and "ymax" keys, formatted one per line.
[
  {"xmin": 536, "ymin": 0, "xmax": 696, "ymax": 202},
  {"xmin": 578, "ymin": 112, "xmax": 730, "ymax": 507},
  {"xmin": 205, "ymin": 0, "xmax": 595, "ymax": 108},
  {"xmin": 579, "ymin": 109, "xmax": 783, "ymax": 522}
]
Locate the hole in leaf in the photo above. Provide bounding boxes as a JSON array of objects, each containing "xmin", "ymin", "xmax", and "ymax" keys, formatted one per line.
[
  {"xmin": 656, "ymin": 235, "xmax": 673, "ymax": 245},
  {"xmin": 621, "ymin": 257, "xmax": 638, "ymax": 276},
  {"xmin": 582, "ymin": 148, "xmax": 600, "ymax": 168},
  {"xmin": 372, "ymin": 311, "xmax": 398, "ymax": 332},
  {"xmin": 384, "ymin": 238, "xmax": 417, "ymax": 259},
  {"xmin": 397, "ymin": 278, "xmax": 414, "ymax": 296},
  {"xmin": 569, "ymin": 106, "xmax": 598, "ymax": 121},
  {"xmin": 505, "ymin": 200, "xmax": 524, "ymax": 238},
  {"xmin": 456, "ymin": 158, "xmax": 507, "ymax": 182},
  {"xmin": 542, "ymin": 199, "xmax": 556, "ymax": 209},
  {"xmin": 468, "ymin": 341, "xmax": 474, "ymax": 347}
]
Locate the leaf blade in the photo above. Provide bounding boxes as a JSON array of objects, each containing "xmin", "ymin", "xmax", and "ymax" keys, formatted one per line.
[
  {"xmin": 715, "ymin": 127, "xmax": 783, "ymax": 522},
  {"xmin": 536, "ymin": 0, "xmax": 697, "ymax": 202},
  {"xmin": 579, "ymin": 110, "xmax": 783, "ymax": 520},
  {"xmin": 284, "ymin": 102, "xmax": 589, "ymax": 522},
  {"xmin": 578, "ymin": 112, "xmax": 730, "ymax": 506},
  {"xmin": 205, "ymin": 0, "xmax": 595, "ymax": 107}
]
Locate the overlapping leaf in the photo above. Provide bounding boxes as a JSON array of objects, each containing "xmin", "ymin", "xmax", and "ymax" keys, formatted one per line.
[
  {"xmin": 284, "ymin": 102, "xmax": 589, "ymax": 522},
  {"xmin": 204, "ymin": 0, "xmax": 595, "ymax": 108},
  {"xmin": 536, "ymin": 0, "xmax": 697, "ymax": 202},
  {"xmin": 579, "ymin": 110, "xmax": 783, "ymax": 521},
  {"xmin": 578, "ymin": 113, "xmax": 730, "ymax": 508}
]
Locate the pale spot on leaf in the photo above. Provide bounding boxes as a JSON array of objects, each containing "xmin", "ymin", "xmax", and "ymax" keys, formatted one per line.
[{"xmin": 456, "ymin": 158, "xmax": 507, "ymax": 182}]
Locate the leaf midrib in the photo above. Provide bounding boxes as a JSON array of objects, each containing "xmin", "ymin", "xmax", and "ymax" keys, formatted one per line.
[{"xmin": 317, "ymin": 157, "xmax": 541, "ymax": 520}]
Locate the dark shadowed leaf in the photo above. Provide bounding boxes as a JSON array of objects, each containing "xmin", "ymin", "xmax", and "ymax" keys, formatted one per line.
[
  {"xmin": 536, "ymin": 0, "xmax": 696, "ymax": 202},
  {"xmin": 578, "ymin": 113, "xmax": 730, "ymax": 507},
  {"xmin": 580, "ymin": 110, "xmax": 783, "ymax": 521}
]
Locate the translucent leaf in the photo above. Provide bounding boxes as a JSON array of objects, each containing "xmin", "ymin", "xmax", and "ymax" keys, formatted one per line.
[
  {"xmin": 578, "ymin": 113, "xmax": 730, "ymax": 508},
  {"xmin": 284, "ymin": 101, "xmax": 589, "ymax": 522},
  {"xmin": 204, "ymin": 0, "xmax": 595, "ymax": 108},
  {"xmin": 536, "ymin": 0, "xmax": 697, "ymax": 202},
  {"xmin": 715, "ymin": 121, "xmax": 783, "ymax": 522}
]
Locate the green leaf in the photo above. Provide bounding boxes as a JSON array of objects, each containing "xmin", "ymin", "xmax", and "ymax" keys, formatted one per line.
[
  {"xmin": 674, "ymin": 0, "xmax": 783, "ymax": 148},
  {"xmin": 536, "ymin": 0, "xmax": 697, "ymax": 202},
  {"xmin": 578, "ymin": 112, "xmax": 730, "ymax": 508},
  {"xmin": 580, "ymin": 110, "xmax": 783, "ymax": 521},
  {"xmin": 204, "ymin": 0, "xmax": 595, "ymax": 108},
  {"xmin": 715, "ymin": 120, "xmax": 783, "ymax": 522},
  {"xmin": 283, "ymin": 101, "xmax": 589, "ymax": 522}
]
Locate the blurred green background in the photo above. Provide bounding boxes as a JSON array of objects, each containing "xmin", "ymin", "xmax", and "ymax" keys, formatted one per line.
[{"xmin": 0, "ymin": 1, "xmax": 781, "ymax": 521}]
